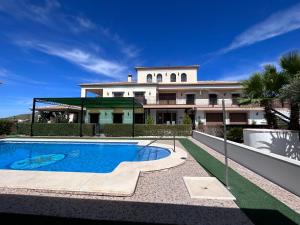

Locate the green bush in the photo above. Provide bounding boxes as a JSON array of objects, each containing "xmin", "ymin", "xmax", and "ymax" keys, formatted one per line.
[
  {"xmin": 135, "ymin": 124, "xmax": 192, "ymax": 136},
  {"xmin": 183, "ymin": 113, "xmax": 192, "ymax": 124},
  {"xmin": 145, "ymin": 115, "xmax": 155, "ymax": 124},
  {"xmin": 227, "ymin": 127, "xmax": 243, "ymax": 143},
  {"xmin": 0, "ymin": 120, "xmax": 14, "ymax": 135},
  {"xmin": 17, "ymin": 123, "xmax": 95, "ymax": 136},
  {"xmin": 103, "ymin": 124, "xmax": 192, "ymax": 137},
  {"xmin": 103, "ymin": 124, "xmax": 133, "ymax": 137}
]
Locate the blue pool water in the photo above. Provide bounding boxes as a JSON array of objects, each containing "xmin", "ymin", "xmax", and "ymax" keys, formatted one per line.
[{"xmin": 0, "ymin": 141, "xmax": 170, "ymax": 173}]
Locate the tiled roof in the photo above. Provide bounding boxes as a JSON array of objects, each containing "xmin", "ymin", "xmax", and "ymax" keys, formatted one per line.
[
  {"xmin": 80, "ymin": 80, "xmax": 241, "ymax": 87},
  {"xmin": 135, "ymin": 65, "xmax": 200, "ymax": 70}
]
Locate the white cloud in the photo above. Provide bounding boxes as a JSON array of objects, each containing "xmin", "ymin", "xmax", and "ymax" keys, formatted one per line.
[
  {"xmin": 220, "ymin": 3, "xmax": 300, "ymax": 53},
  {"xmin": 0, "ymin": 67, "xmax": 47, "ymax": 85},
  {"xmin": 17, "ymin": 41, "xmax": 127, "ymax": 79},
  {"xmin": 0, "ymin": 0, "xmax": 60, "ymax": 25},
  {"xmin": 219, "ymin": 73, "xmax": 251, "ymax": 81},
  {"xmin": 76, "ymin": 16, "xmax": 95, "ymax": 29},
  {"xmin": 218, "ymin": 57, "xmax": 281, "ymax": 81}
]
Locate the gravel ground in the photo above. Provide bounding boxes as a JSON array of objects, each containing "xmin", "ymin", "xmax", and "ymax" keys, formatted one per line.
[
  {"xmin": 0, "ymin": 139, "xmax": 253, "ymax": 225},
  {"xmin": 188, "ymin": 137, "xmax": 300, "ymax": 214}
]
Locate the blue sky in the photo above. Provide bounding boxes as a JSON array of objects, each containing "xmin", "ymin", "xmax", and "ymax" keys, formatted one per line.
[{"xmin": 0, "ymin": 0, "xmax": 300, "ymax": 117}]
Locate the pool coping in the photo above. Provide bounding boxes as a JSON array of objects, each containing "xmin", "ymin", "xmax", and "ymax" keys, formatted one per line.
[{"xmin": 0, "ymin": 138, "xmax": 187, "ymax": 196}]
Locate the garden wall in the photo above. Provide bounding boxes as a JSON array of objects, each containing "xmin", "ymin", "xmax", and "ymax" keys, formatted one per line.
[
  {"xmin": 192, "ymin": 130, "xmax": 300, "ymax": 196},
  {"xmin": 243, "ymin": 128, "xmax": 300, "ymax": 161}
]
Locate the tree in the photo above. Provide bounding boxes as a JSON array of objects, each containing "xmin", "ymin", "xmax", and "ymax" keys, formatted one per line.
[
  {"xmin": 280, "ymin": 75, "xmax": 300, "ymax": 103},
  {"xmin": 280, "ymin": 51, "xmax": 300, "ymax": 130},
  {"xmin": 241, "ymin": 65, "xmax": 288, "ymax": 128},
  {"xmin": 146, "ymin": 115, "xmax": 154, "ymax": 124},
  {"xmin": 183, "ymin": 113, "xmax": 192, "ymax": 124}
]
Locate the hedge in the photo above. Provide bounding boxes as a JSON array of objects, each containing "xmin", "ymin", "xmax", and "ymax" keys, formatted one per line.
[
  {"xmin": 16, "ymin": 123, "xmax": 95, "ymax": 136},
  {"xmin": 103, "ymin": 124, "xmax": 192, "ymax": 137},
  {"xmin": 103, "ymin": 124, "xmax": 133, "ymax": 137},
  {"xmin": 0, "ymin": 120, "xmax": 14, "ymax": 135},
  {"xmin": 15, "ymin": 123, "xmax": 192, "ymax": 137}
]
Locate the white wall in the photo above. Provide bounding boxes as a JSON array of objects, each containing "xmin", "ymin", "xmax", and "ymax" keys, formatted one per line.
[
  {"xmin": 137, "ymin": 68, "xmax": 198, "ymax": 84},
  {"xmin": 248, "ymin": 111, "xmax": 266, "ymax": 125},
  {"xmin": 244, "ymin": 129, "xmax": 300, "ymax": 161},
  {"xmin": 192, "ymin": 130, "xmax": 300, "ymax": 196}
]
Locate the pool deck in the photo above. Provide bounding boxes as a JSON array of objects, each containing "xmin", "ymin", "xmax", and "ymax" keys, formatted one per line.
[
  {"xmin": 0, "ymin": 139, "xmax": 253, "ymax": 225},
  {"xmin": 0, "ymin": 139, "xmax": 187, "ymax": 196}
]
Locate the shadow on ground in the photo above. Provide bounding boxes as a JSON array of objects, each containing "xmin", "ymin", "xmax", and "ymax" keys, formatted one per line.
[{"xmin": 0, "ymin": 193, "xmax": 298, "ymax": 225}]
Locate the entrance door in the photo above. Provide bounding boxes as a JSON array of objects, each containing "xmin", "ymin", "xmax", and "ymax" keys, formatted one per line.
[
  {"xmin": 229, "ymin": 113, "xmax": 248, "ymax": 124},
  {"xmin": 113, "ymin": 113, "xmax": 123, "ymax": 123},
  {"xmin": 157, "ymin": 112, "xmax": 177, "ymax": 124},
  {"xmin": 89, "ymin": 113, "xmax": 99, "ymax": 123}
]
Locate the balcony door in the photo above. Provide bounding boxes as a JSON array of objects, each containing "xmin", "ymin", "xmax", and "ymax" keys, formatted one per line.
[
  {"xmin": 209, "ymin": 94, "xmax": 218, "ymax": 106},
  {"xmin": 158, "ymin": 93, "xmax": 176, "ymax": 105},
  {"xmin": 186, "ymin": 94, "xmax": 195, "ymax": 105}
]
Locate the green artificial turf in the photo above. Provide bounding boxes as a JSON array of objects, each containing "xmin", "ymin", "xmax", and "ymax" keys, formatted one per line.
[{"xmin": 179, "ymin": 138, "xmax": 300, "ymax": 225}]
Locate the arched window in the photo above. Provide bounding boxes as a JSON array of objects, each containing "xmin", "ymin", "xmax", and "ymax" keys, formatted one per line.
[
  {"xmin": 181, "ymin": 73, "xmax": 187, "ymax": 82},
  {"xmin": 170, "ymin": 73, "xmax": 176, "ymax": 82},
  {"xmin": 147, "ymin": 74, "xmax": 152, "ymax": 83},
  {"xmin": 157, "ymin": 74, "xmax": 162, "ymax": 83}
]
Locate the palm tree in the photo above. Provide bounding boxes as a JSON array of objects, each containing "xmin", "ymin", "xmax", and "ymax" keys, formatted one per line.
[
  {"xmin": 280, "ymin": 51, "xmax": 300, "ymax": 130},
  {"xmin": 241, "ymin": 65, "xmax": 288, "ymax": 128}
]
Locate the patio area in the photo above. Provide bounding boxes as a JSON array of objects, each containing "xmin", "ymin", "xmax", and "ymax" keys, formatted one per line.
[
  {"xmin": 0, "ymin": 138, "xmax": 299, "ymax": 225},
  {"xmin": 0, "ymin": 139, "xmax": 252, "ymax": 225}
]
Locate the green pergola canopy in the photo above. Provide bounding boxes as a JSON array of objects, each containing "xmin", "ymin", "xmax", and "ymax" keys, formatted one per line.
[
  {"xmin": 35, "ymin": 97, "xmax": 143, "ymax": 108},
  {"xmin": 31, "ymin": 97, "xmax": 142, "ymax": 137}
]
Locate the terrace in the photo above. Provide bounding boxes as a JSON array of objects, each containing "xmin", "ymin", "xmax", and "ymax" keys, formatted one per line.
[
  {"xmin": 0, "ymin": 135, "xmax": 299, "ymax": 225},
  {"xmin": 0, "ymin": 97, "xmax": 299, "ymax": 225}
]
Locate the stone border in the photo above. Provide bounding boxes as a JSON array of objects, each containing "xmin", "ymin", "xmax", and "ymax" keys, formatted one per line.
[{"xmin": 0, "ymin": 138, "xmax": 187, "ymax": 196}]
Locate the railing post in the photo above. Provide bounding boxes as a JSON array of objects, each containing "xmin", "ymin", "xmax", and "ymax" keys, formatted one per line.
[
  {"xmin": 79, "ymin": 98, "xmax": 84, "ymax": 137},
  {"xmin": 222, "ymin": 99, "xmax": 229, "ymax": 188},
  {"xmin": 30, "ymin": 98, "xmax": 36, "ymax": 137},
  {"xmin": 132, "ymin": 97, "xmax": 135, "ymax": 137}
]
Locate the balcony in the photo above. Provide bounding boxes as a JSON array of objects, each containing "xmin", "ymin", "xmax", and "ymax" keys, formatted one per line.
[{"xmin": 158, "ymin": 99, "xmax": 176, "ymax": 105}]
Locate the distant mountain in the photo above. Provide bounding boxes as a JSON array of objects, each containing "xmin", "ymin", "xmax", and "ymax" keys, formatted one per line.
[{"xmin": 1, "ymin": 113, "xmax": 32, "ymax": 121}]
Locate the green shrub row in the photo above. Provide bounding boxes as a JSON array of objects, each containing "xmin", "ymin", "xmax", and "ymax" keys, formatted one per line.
[
  {"xmin": 0, "ymin": 120, "xmax": 14, "ymax": 135},
  {"xmin": 102, "ymin": 124, "xmax": 133, "ymax": 137},
  {"xmin": 16, "ymin": 123, "xmax": 95, "ymax": 136},
  {"xmin": 134, "ymin": 124, "xmax": 192, "ymax": 136},
  {"xmin": 103, "ymin": 124, "xmax": 192, "ymax": 137},
  {"xmin": 14, "ymin": 123, "xmax": 192, "ymax": 137}
]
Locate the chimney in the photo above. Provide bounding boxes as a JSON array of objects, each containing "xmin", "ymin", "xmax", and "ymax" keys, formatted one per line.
[{"xmin": 128, "ymin": 74, "xmax": 132, "ymax": 82}]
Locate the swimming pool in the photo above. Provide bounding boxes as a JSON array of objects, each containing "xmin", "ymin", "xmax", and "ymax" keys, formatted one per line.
[{"xmin": 0, "ymin": 141, "xmax": 171, "ymax": 173}]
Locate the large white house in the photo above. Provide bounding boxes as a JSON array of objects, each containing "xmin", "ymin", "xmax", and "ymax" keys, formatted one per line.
[{"xmin": 79, "ymin": 65, "xmax": 269, "ymax": 127}]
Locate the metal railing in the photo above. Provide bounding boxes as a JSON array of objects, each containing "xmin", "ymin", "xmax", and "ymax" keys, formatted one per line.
[{"xmin": 138, "ymin": 134, "xmax": 176, "ymax": 152}]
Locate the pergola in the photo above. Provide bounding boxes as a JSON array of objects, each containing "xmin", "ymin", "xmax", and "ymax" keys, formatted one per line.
[{"xmin": 31, "ymin": 97, "xmax": 143, "ymax": 137}]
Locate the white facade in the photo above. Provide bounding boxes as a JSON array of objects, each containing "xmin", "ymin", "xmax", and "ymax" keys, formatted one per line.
[
  {"xmin": 136, "ymin": 66, "xmax": 198, "ymax": 83},
  {"xmin": 80, "ymin": 65, "xmax": 276, "ymax": 126}
]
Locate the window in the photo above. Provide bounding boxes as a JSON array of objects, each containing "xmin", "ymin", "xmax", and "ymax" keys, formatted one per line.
[
  {"xmin": 181, "ymin": 73, "xmax": 187, "ymax": 82},
  {"xmin": 170, "ymin": 73, "xmax": 176, "ymax": 82},
  {"xmin": 209, "ymin": 94, "xmax": 218, "ymax": 105},
  {"xmin": 147, "ymin": 74, "xmax": 152, "ymax": 83},
  {"xmin": 113, "ymin": 92, "xmax": 124, "ymax": 97},
  {"xmin": 134, "ymin": 92, "xmax": 146, "ymax": 104},
  {"xmin": 157, "ymin": 73, "xmax": 162, "ymax": 83}
]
